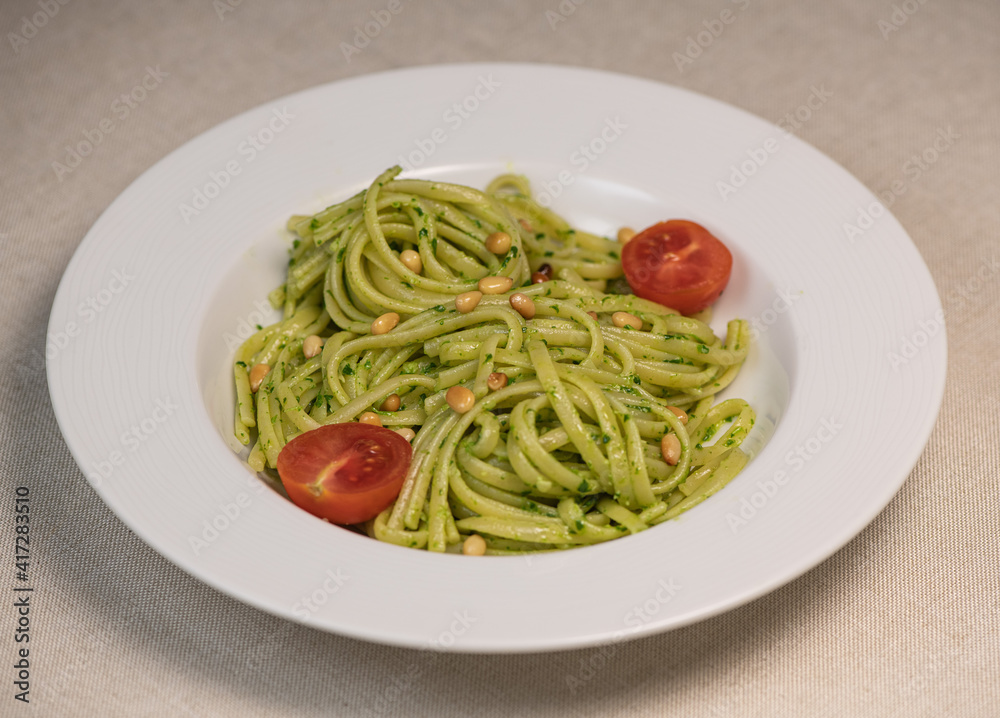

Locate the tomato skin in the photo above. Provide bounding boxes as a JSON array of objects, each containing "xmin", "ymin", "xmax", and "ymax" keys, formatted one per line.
[
  {"xmin": 620, "ymin": 220, "xmax": 733, "ymax": 315},
  {"xmin": 276, "ymin": 423, "xmax": 412, "ymax": 525}
]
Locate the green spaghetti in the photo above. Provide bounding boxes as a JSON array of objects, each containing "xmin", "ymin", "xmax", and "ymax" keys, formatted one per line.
[{"xmin": 233, "ymin": 166, "xmax": 755, "ymax": 554}]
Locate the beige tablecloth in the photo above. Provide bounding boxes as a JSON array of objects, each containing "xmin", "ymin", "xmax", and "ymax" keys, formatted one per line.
[{"xmin": 2, "ymin": 0, "xmax": 998, "ymax": 715}]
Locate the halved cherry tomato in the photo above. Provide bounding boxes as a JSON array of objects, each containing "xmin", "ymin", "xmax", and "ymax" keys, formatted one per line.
[
  {"xmin": 621, "ymin": 220, "xmax": 733, "ymax": 315},
  {"xmin": 276, "ymin": 423, "xmax": 412, "ymax": 525}
]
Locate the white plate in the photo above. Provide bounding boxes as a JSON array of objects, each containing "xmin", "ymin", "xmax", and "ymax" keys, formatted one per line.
[{"xmin": 47, "ymin": 64, "xmax": 946, "ymax": 652}]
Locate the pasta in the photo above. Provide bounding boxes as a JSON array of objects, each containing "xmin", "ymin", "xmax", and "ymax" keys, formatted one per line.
[{"xmin": 233, "ymin": 166, "xmax": 755, "ymax": 553}]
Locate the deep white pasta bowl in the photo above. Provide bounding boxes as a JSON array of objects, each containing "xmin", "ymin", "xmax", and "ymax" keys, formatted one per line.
[{"xmin": 48, "ymin": 64, "xmax": 945, "ymax": 652}]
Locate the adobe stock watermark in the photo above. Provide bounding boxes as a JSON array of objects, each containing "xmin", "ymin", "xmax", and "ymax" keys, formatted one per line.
[
  {"xmin": 7, "ymin": 0, "xmax": 72, "ymax": 54},
  {"xmin": 42, "ymin": 630, "xmax": 105, "ymax": 704},
  {"xmin": 245, "ymin": 568, "xmax": 349, "ymax": 668},
  {"xmin": 188, "ymin": 473, "xmax": 268, "ymax": 555},
  {"xmin": 900, "ymin": 603, "xmax": 962, "ymax": 696},
  {"xmin": 564, "ymin": 578, "xmax": 680, "ymax": 694},
  {"xmin": 223, "ymin": 298, "xmax": 276, "ymax": 352},
  {"xmin": 887, "ymin": 309, "xmax": 944, "ymax": 371},
  {"xmin": 716, "ymin": 84, "xmax": 833, "ymax": 202},
  {"xmin": 52, "ymin": 65, "xmax": 169, "ymax": 181},
  {"xmin": 40, "ymin": 602, "xmax": 204, "ymax": 716},
  {"xmin": 747, "ymin": 287, "xmax": 801, "ymax": 341},
  {"xmin": 429, "ymin": 610, "xmax": 478, "ymax": 650},
  {"xmin": 178, "ymin": 106, "xmax": 295, "ymax": 223},
  {"xmin": 888, "ymin": 254, "xmax": 998, "ymax": 371},
  {"xmin": 903, "ymin": 640, "xmax": 962, "ymax": 696},
  {"xmin": 545, "ymin": 0, "xmax": 589, "ymax": 30},
  {"xmin": 843, "ymin": 126, "xmax": 959, "ymax": 243},
  {"xmin": 213, "ymin": 0, "xmax": 243, "ymax": 21},
  {"xmin": 85, "ymin": 397, "xmax": 179, "ymax": 488},
  {"xmin": 704, "ymin": 678, "xmax": 757, "ymax": 717},
  {"xmin": 247, "ymin": 622, "xmax": 296, "ymax": 671},
  {"xmin": 725, "ymin": 417, "xmax": 843, "ymax": 533},
  {"xmin": 371, "ymin": 610, "xmax": 479, "ymax": 715},
  {"xmin": 534, "ymin": 116, "xmax": 628, "ymax": 208},
  {"xmin": 877, "ymin": 0, "xmax": 931, "ymax": 39},
  {"xmin": 395, "ymin": 74, "xmax": 501, "ymax": 172},
  {"xmin": 340, "ymin": 0, "xmax": 410, "ymax": 62},
  {"xmin": 672, "ymin": 0, "xmax": 751, "ymax": 72},
  {"xmin": 292, "ymin": 569, "xmax": 350, "ymax": 620},
  {"xmin": 945, "ymin": 255, "xmax": 1000, "ymax": 312},
  {"xmin": 29, "ymin": 267, "xmax": 135, "ymax": 373}
]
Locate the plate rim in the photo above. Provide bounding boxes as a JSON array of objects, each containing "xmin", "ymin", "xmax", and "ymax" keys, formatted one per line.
[{"xmin": 46, "ymin": 61, "xmax": 947, "ymax": 653}]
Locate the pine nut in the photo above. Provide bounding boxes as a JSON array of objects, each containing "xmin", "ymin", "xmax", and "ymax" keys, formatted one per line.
[
  {"xmin": 531, "ymin": 272, "xmax": 548, "ymax": 284},
  {"xmin": 358, "ymin": 411, "xmax": 382, "ymax": 427},
  {"xmin": 509, "ymin": 292, "xmax": 535, "ymax": 319},
  {"xmin": 395, "ymin": 427, "xmax": 416, "ymax": 442},
  {"xmin": 485, "ymin": 231, "xmax": 512, "ymax": 254},
  {"xmin": 518, "ymin": 218, "xmax": 533, "ymax": 233},
  {"xmin": 249, "ymin": 363, "xmax": 270, "ymax": 393},
  {"xmin": 612, "ymin": 311, "xmax": 642, "ymax": 330},
  {"xmin": 537, "ymin": 263, "xmax": 552, "ymax": 278},
  {"xmin": 618, "ymin": 227, "xmax": 636, "ymax": 243},
  {"xmin": 463, "ymin": 534, "xmax": 487, "ymax": 556},
  {"xmin": 379, "ymin": 394, "xmax": 401, "ymax": 412},
  {"xmin": 446, "ymin": 385, "xmax": 476, "ymax": 413},
  {"xmin": 661, "ymin": 433, "xmax": 681, "ymax": 465},
  {"xmin": 478, "ymin": 276, "xmax": 513, "ymax": 294},
  {"xmin": 302, "ymin": 335, "xmax": 323, "ymax": 359},
  {"xmin": 371, "ymin": 312, "xmax": 400, "ymax": 335},
  {"xmin": 667, "ymin": 405, "xmax": 689, "ymax": 425},
  {"xmin": 399, "ymin": 249, "xmax": 422, "ymax": 274},
  {"xmin": 586, "ymin": 311, "xmax": 598, "ymax": 320},
  {"xmin": 455, "ymin": 290, "xmax": 483, "ymax": 313},
  {"xmin": 487, "ymin": 372, "xmax": 508, "ymax": 391}
]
